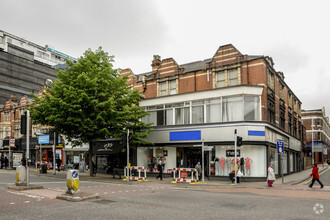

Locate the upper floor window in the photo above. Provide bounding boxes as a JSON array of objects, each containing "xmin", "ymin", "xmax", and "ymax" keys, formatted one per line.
[
  {"xmin": 4, "ymin": 112, "xmax": 10, "ymax": 121},
  {"xmin": 267, "ymin": 70, "xmax": 275, "ymax": 90},
  {"xmin": 228, "ymin": 69, "xmax": 238, "ymax": 86},
  {"xmin": 158, "ymin": 80, "xmax": 177, "ymax": 96},
  {"xmin": 215, "ymin": 68, "xmax": 239, "ymax": 88},
  {"xmin": 216, "ymin": 71, "xmax": 225, "ymax": 88},
  {"xmin": 5, "ymin": 127, "xmax": 9, "ymax": 138},
  {"xmin": 142, "ymin": 95, "xmax": 260, "ymax": 126}
]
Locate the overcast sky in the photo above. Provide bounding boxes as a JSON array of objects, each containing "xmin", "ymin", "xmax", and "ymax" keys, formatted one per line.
[{"xmin": 2, "ymin": 0, "xmax": 330, "ymax": 116}]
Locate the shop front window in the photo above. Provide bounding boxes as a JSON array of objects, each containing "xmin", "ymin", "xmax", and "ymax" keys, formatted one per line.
[
  {"xmin": 270, "ymin": 148, "xmax": 279, "ymax": 175},
  {"xmin": 213, "ymin": 145, "xmax": 266, "ymax": 177}
]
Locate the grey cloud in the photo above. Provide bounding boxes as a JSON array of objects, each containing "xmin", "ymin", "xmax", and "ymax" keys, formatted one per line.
[{"xmin": 2, "ymin": 0, "xmax": 169, "ymax": 60}]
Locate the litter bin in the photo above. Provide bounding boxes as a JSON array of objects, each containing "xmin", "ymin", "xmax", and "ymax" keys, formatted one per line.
[{"xmin": 40, "ymin": 164, "xmax": 47, "ymax": 174}]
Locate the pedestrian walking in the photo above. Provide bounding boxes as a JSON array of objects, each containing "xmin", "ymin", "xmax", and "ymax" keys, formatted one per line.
[
  {"xmin": 156, "ymin": 160, "xmax": 163, "ymax": 180},
  {"xmin": 0, "ymin": 156, "xmax": 4, "ymax": 169},
  {"xmin": 267, "ymin": 164, "xmax": 276, "ymax": 187},
  {"xmin": 56, "ymin": 157, "xmax": 61, "ymax": 172},
  {"xmin": 195, "ymin": 162, "xmax": 202, "ymax": 181},
  {"xmin": 309, "ymin": 163, "xmax": 324, "ymax": 189},
  {"xmin": 4, "ymin": 157, "xmax": 8, "ymax": 169}
]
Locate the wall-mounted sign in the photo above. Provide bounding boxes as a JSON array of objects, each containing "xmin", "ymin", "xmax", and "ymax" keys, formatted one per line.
[
  {"xmin": 92, "ymin": 140, "xmax": 123, "ymax": 155},
  {"xmin": 38, "ymin": 135, "xmax": 50, "ymax": 144},
  {"xmin": 226, "ymin": 150, "xmax": 240, "ymax": 157}
]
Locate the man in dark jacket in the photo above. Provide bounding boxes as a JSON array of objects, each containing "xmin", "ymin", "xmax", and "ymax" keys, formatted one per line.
[
  {"xmin": 309, "ymin": 163, "xmax": 324, "ymax": 188},
  {"xmin": 156, "ymin": 160, "xmax": 163, "ymax": 180},
  {"xmin": 56, "ymin": 157, "xmax": 61, "ymax": 172},
  {"xmin": 4, "ymin": 157, "xmax": 8, "ymax": 169}
]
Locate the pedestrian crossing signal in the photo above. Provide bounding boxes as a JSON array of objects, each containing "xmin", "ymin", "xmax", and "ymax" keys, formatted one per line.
[
  {"xmin": 237, "ymin": 136, "xmax": 243, "ymax": 146},
  {"xmin": 20, "ymin": 113, "xmax": 27, "ymax": 134},
  {"xmin": 128, "ymin": 133, "xmax": 133, "ymax": 145},
  {"xmin": 121, "ymin": 133, "xmax": 127, "ymax": 147}
]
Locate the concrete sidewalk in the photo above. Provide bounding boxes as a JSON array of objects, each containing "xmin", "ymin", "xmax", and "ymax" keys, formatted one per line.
[{"xmin": 1, "ymin": 164, "xmax": 328, "ymax": 187}]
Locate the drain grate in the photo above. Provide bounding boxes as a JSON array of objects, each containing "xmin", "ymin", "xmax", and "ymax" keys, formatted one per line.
[{"xmin": 92, "ymin": 199, "xmax": 116, "ymax": 205}]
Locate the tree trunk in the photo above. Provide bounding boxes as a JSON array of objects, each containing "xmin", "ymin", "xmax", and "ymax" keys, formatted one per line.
[{"xmin": 89, "ymin": 141, "xmax": 94, "ymax": 177}]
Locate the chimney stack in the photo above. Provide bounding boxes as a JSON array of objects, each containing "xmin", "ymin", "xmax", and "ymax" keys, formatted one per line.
[{"xmin": 151, "ymin": 55, "xmax": 161, "ymax": 73}]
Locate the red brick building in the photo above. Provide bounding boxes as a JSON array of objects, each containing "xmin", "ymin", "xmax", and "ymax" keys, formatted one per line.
[
  {"xmin": 121, "ymin": 44, "xmax": 304, "ymax": 178},
  {"xmin": 302, "ymin": 107, "xmax": 330, "ymax": 164}
]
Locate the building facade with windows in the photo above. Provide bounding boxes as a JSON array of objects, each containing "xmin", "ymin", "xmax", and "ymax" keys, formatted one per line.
[
  {"xmin": 302, "ymin": 107, "xmax": 330, "ymax": 164},
  {"xmin": 121, "ymin": 44, "xmax": 304, "ymax": 179},
  {"xmin": 0, "ymin": 93, "xmax": 65, "ymax": 169},
  {"xmin": 0, "ymin": 30, "xmax": 77, "ymax": 110}
]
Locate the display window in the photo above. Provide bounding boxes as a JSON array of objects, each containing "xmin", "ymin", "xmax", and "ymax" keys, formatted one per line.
[
  {"xmin": 269, "ymin": 147, "xmax": 279, "ymax": 175},
  {"xmin": 213, "ymin": 145, "xmax": 266, "ymax": 177},
  {"xmin": 137, "ymin": 147, "xmax": 181, "ymax": 173},
  {"xmin": 281, "ymin": 152, "xmax": 288, "ymax": 174},
  {"xmin": 290, "ymin": 153, "xmax": 294, "ymax": 173}
]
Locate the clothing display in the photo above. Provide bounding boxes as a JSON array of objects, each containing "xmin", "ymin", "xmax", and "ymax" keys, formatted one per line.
[
  {"xmin": 240, "ymin": 157, "xmax": 245, "ymax": 174},
  {"xmin": 245, "ymin": 157, "xmax": 252, "ymax": 175},
  {"xmin": 215, "ymin": 158, "xmax": 220, "ymax": 176}
]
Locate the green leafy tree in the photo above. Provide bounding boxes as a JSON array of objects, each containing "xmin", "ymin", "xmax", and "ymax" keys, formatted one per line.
[{"xmin": 29, "ymin": 47, "xmax": 152, "ymax": 176}]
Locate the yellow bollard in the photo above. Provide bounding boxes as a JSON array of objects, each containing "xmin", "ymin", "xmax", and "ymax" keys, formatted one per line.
[{"xmin": 66, "ymin": 170, "xmax": 79, "ymax": 194}]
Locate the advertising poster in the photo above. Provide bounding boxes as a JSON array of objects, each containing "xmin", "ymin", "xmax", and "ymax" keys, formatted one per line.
[{"xmin": 13, "ymin": 153, "xmax": 23, "ymax": 167}]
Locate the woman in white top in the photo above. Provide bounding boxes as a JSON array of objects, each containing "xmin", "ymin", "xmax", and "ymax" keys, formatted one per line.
[{"xmin": 267, "ymin": 164, "xmax": 276, "ymax": 187}]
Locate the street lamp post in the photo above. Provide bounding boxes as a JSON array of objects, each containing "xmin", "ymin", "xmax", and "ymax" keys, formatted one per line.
[
  {"xmin": 53, "ymin": 132, "xmax": 56, "ymax": 175},
  {"xmin": 26, "ymin": 110, "xmax": 30, "ymax": 186},
  {"xmin": 312, "ymin": 118, "xmax": 314, "ymax": 164}
]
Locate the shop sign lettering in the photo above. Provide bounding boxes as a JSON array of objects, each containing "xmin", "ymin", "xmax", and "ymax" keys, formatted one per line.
[{"xmin": 226, "ymin": 150, "xmax": 240, "ymax": 157}]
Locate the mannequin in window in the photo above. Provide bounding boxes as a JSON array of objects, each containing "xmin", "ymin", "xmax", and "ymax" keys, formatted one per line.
[
  {"xmin": 220, "ymin": 157, "xmax": 225, "ymax": 175},
  {"xmin": 245, "ymin": 157, "xmax": 253, "ymax": 175},
  {"xmin": 225, "ymin": 158, "xmax": 231, "ymax": 174},
  {"xmin": 240, "ymin": 157, "xmax": 245, "ymax": 175},
  {"xmin": 214, "ymin": 157, "xmax": 220, "ymax": 176}
]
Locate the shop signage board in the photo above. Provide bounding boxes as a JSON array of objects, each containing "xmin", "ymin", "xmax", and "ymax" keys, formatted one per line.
[
  {"xmin": 313, "ymin": 143, "xmax": 324, "ymax": 152},
  {"xmin": 38, "ymin": 135, "xmax": 50, "ymax": 144},
  {"xmin": 92, "ymin": 140, "xmax": 123, "ymax": 155},
  {"xmin": 226, "ymin": 150, "xmax": 240, "ymax": 157}
]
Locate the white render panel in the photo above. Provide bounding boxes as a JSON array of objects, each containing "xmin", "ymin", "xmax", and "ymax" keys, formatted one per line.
[
  {"xmin": 141, "ymin": 86, "xmax": 264, "ymax": 107},
  {"xmin": 144, "ymin": 123, "xmax": 267, "ymax": 144}
]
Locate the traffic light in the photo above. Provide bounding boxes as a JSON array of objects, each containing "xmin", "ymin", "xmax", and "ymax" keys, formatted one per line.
[
  {"xmin": 128, "ymin": 133, "xmax": 133, "ymax": 145},
  {"xmin": 237, "ymin": 136, "xmax": 243, "ymax": 146},
  {"xmin": 121, "ymin": 133, "xmax": 127, "ymax": 147},
  {"xmin": 20, "ymin": 113, "xmax": 27, "ymax": 134}
]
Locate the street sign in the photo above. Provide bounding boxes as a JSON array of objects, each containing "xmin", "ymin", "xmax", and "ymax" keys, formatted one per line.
[
  {"xmin": 10, "ymin": 138, "xmax": 15, "ymax": 147},
  {"xmin": 204, "ymin": 146, "xmax": 214, "ymax": 151},
  {"xmin": 277, "ymin": 139, "xmax": 284, "ymax": 154}
]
